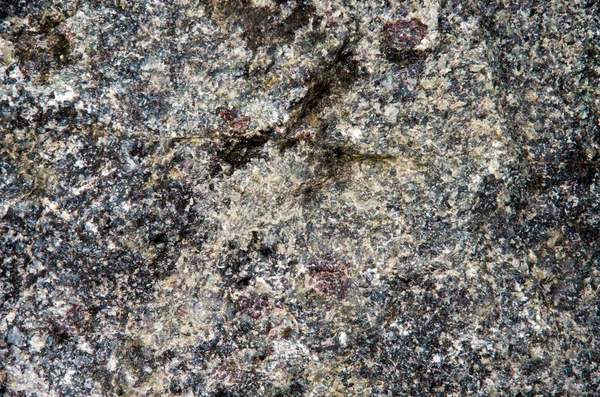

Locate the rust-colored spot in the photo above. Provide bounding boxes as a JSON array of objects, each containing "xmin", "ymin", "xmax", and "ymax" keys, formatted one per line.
[{"xmin": 281, "ymin": 326, "xmax": 293, "ymax": 338}]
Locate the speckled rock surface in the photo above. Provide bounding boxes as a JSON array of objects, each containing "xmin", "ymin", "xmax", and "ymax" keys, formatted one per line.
[{"xmin": 1, "ymin": 0, "xmax": 600, "ymax": 396}]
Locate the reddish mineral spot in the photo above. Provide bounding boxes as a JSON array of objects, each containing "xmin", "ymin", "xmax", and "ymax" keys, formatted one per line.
[
  {"xmin": 381, "ymin": 18, "xmax": 429, "ymax": 63},
  {"xmin": 219, "ymin": 107, "xmax": 236, "ymax": 121},
  {"xmin": 235, "ymin": 292, "xmax": 270, "ymax": 319},
  {"xmin": 218, "ymin": 107, "xmax": 251, "ymax": 132},
  {"xmin": 308, "ymin": 254, "xmax": 349, "ymax": 299}
]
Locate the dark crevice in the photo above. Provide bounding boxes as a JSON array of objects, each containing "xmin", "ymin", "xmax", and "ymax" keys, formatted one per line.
[
  {"xmin": 281, "ymin": 33, "xmax": 362, "ymax": 140},
  {"xmin": 216, "ymin": 128, "xmax": 273, "ymax": 172}
]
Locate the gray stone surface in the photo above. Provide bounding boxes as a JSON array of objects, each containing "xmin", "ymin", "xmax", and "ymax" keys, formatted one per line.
[
  {"xmin": 1, "ymin": 0, "xmax": 599, "ymax": 396},
  {"xmin": 6, "ymin": 326, "xmax": 25, "ymax": 347}
]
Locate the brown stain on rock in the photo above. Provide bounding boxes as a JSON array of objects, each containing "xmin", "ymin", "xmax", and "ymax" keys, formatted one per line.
[
  {"xmin": 13, "ymin": 12, "xmax": 73, "ymax": 82},
  {"xmin": 211, "ymin": 0, "xmax": 319, "ymax": 51}
]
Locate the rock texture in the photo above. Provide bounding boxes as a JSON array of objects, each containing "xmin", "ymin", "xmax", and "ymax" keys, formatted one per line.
[{"xmin": 1, "ymin": 0, "xmax": 599, "ymax": 396}]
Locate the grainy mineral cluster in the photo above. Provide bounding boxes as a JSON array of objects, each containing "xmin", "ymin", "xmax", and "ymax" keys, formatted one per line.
[{"xmin": 1, "ymin": 0, "xmax": 600, "ymax": 396}]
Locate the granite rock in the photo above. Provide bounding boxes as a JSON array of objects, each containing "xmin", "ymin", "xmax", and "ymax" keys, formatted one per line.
[{"xmin": 1, "ymin": 0, "xmax": 600, "ymax": 396}]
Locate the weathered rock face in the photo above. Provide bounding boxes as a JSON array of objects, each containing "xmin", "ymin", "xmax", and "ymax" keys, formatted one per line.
[{"xmin": 1, "ymin": 0, "xmax": 599, "ymax": 396}]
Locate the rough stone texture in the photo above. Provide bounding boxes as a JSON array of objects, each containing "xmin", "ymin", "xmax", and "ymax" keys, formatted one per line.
[
  {"xmin": 6, "ymin": 326, "xmax": 25, "ymax": 348},
  {"xmin": 1, "ymin": 0, "xmax": 599, "ymax": 396}
]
